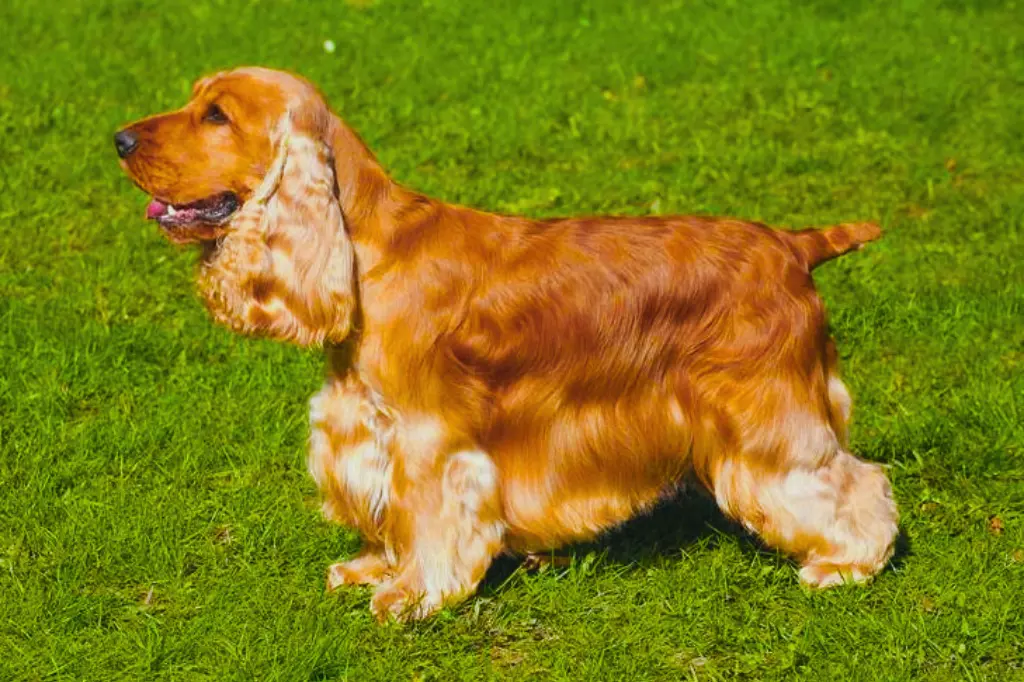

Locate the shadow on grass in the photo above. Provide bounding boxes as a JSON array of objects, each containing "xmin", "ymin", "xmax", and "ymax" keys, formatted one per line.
[
  {"xmin": 481, "ymin": 488, "xmax": 754, "ymax": 591},
  {"xmin": 889, "ymin": 527, "xmax": 912, "ymax": 572},
  {"xmin": 481, "ymin": 485, "xmax": 912, "ymax": 592}
]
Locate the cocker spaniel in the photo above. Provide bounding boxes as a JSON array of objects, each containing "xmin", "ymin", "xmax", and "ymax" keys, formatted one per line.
[{"xmin": 115, "ymin": 67, "xmax": 898, "ymax": 621}]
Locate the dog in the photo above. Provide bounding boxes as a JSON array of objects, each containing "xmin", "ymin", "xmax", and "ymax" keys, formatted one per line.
[{"xmin": 115, "ymin": 66, "xmax": 899, "ymax": 621}]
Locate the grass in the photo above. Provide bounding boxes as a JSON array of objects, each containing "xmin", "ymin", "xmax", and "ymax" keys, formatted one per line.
[{"xmin": 1, "ymin": 0, "xmax": 1023, "ymax": 678}]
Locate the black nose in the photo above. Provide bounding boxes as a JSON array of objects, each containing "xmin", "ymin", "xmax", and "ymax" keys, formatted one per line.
[{"xmin": 114, "ymin": 130, "xmax": 139, "ymax": 159}]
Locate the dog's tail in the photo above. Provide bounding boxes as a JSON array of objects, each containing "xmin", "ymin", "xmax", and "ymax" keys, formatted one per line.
[{"xmin": 783, "ymin": 222, "xmax": 882, "ymax": 270}]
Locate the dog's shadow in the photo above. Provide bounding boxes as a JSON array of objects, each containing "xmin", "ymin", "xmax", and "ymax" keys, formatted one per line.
[{"xmin": 481, "ymin": 488, "xmax": 911, "ymax": 592}]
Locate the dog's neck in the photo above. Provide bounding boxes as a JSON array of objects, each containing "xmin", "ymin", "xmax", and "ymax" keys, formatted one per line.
[
  {"xmin": 329, "ymin": 116, "xmax": 388, "ymax": 226},
  {"xmin": 327, "ymin": 115, "xmax": 440, "ymax": 274},
  {"xmin": 329, "ymin": 118, "xmax": 398, "ymax": 236}
]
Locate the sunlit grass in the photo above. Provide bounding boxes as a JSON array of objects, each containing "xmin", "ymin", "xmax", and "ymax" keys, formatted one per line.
[{"xmin": 1, "ymin": 0, "xmax": 1022, "ymax": 678}]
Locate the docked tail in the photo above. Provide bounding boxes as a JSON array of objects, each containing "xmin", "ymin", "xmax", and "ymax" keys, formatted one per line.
[{"xmin": 784, "ymin": 222, "xmax": 883, "ymax": 270}]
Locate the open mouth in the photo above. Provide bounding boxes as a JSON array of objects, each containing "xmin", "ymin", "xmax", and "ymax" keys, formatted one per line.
[{"xmin": 146, "ymin": 192, "xmax": 240, "ymax": 241}]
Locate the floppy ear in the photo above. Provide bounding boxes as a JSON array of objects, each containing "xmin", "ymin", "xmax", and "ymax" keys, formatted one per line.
[{"xmin": 197, "ymin": 98, "xmax": 357, "ymax": 347}]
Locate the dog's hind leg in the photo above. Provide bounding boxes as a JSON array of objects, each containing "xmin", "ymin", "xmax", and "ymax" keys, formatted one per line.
[
  {"xmin": 710, "ymin": 410, "xmax": 898, "ymax": 588},
  {"xmin": 824, "ymin": 339, "xmax": 853, "ymax": 448}
]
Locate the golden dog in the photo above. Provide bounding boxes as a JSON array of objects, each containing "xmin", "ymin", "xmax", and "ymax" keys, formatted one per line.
[{"xmin": 115, "ymin": 66, "xmax": 898, "ymax": 621}]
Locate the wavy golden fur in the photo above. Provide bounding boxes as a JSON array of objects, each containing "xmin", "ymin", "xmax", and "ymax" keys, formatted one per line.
[{"xmin": 116, "ymin": 66, "xmax": 898, "ymax": 621}]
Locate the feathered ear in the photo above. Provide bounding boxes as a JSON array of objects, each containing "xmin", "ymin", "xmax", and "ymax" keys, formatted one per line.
[{"xmin": 198, "ymin": 99, "xmax": 357, "ymax": 347}]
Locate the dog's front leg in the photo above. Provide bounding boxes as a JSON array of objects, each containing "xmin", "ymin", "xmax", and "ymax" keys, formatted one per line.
[
  {"xmin": 327, "ymin": 546, "xmax": 393, "ymax": 589},
  {"xmin": 370, "ymin": 421, "xmax": 505, "ymax": 622},
  {"xmin": 309, "ymin": 377, "xmax": 396, "ymax": 588}
]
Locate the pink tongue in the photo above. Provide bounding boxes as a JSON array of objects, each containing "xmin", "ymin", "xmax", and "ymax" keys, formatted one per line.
[{"xmin": 146, "ymin": 199, "xmax": 168, "ymax": 219}]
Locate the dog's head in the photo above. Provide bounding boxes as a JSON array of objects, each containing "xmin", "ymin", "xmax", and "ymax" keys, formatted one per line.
[
  {"xmin": 115, "ymin": 67, "xmax": 357, "ymax": 346},
  {"xmin": 116, "ymin": 67, "xmax": 331, "ymax": 243}
]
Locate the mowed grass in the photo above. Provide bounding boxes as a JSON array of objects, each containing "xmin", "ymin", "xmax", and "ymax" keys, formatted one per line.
[{"xmin": 1, "ymin": 0, "xmax": 1022, "ymax": 678}]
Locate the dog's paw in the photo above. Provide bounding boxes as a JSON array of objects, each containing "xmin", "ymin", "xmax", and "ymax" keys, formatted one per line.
[
  {"xmin": 799, "ymin": 562, "xmax": 874, "ymax": 589},
  {"xmin": 369, "ymin": 581, "xmax": 440, "ymax": 622},
  {"xmin": 326, "ymin": 553, "xmax": 393, "ymax": 590}
]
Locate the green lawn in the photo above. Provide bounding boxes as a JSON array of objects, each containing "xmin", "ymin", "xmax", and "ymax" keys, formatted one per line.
[{"xmin": 2, "ymin": 0, "xmax": 1023, "ymax": 679}]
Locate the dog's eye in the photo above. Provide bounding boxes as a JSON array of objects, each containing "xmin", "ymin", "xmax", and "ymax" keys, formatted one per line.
[{"xmin": 203, "ymin": 103, "xmax": 229, "ymax": 124}]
